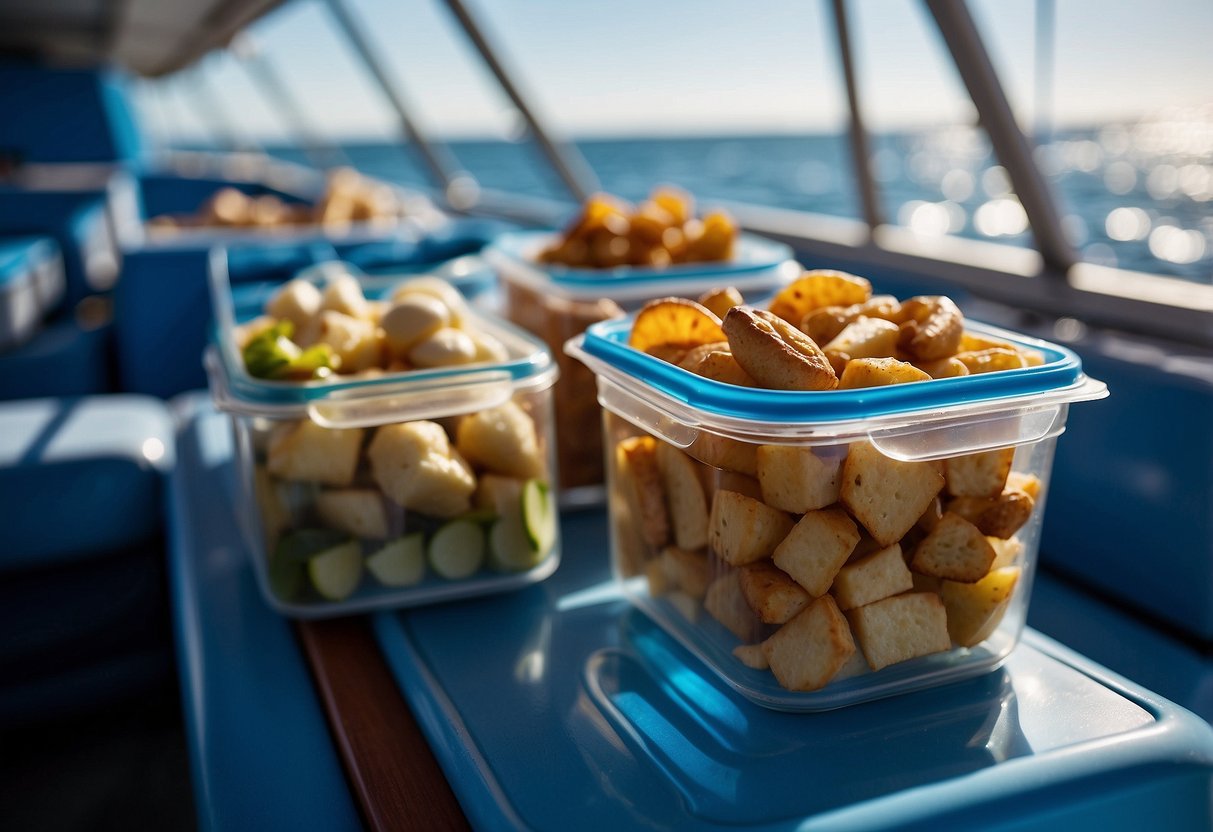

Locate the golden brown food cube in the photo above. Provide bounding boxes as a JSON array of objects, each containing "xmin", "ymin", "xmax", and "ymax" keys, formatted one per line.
[
  {"xmin": 761, "ymin": 595, "xmax": 857, "ymax": 692},
  {"xmin": 738, "ymin": 560, "xmax": 812, "ymax": 624},
  {"xmin": 756, "ymin": 445, "xmax": 841, "ymax": 514},
  {"xmin": 709, "ymin": 490, "xmax": 795, "ymax": 566},
  {"xmin": 659, "ymin": 545, "xmax": 713, "ymax": 599},
  {"xmin": 615, "ymin": 436, "xmax": 670, "ymax": 549},
  {"xmin": 940, "ymin": 566, "xmax": 1021, "ymax": 647},
  {"xmin": 704, "ymin": 570, "xmax": 765, "ymax": 641},
  {"xmin": 771, "ymin": 508, "xmax": 860, "ymax": 598},
  {"xmin": 910, "ymin": 512, "xmax": 997, "ymax": 583},
  {"xmin": 656, "ymin": 442, "xmax": 710, "ymax": 551},
  {"xmin": 945, "ymin": 448, "xmax": 1015, "ymax": 498},
  {"xmin": 848, "ymin": 592, "xmax": 951, "ymax": 671},
  {"xmin": 839, "ymin": 442, "xmax": 945, "ymax": 546},
  {"xmin": 831, "ymin": 543, "xmax": 913, "ymax": 611}
]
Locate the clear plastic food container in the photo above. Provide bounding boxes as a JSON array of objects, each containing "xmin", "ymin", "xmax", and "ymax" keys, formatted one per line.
[
  {"xmin": 567, "ymin": 316, "xmax": 1107, "ymax": 710},
  {"xmin": 484, "ymin": 230, "xmax": 798, "ymax": 495},
  {"xmin": 206, "ymin": 263, "xmax": 561, "ymax": 618}
]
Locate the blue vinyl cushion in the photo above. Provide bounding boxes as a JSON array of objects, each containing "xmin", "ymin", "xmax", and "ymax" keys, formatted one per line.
[{"xmin": 0, "ymin": 396, "xmax": 174, "ymax": 570}]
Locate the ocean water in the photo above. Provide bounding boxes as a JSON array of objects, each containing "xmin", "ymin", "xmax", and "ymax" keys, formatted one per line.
[{"xmin": 273, "ymin": 128, "xmax": 1212, "ymax": 282}]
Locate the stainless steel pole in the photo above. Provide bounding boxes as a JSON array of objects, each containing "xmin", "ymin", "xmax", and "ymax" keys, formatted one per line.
[
  {"xmin": 925, "ymin": 0, "xmax": 1076, "ymax": 274},
  {"xmin": 324, "ymin": 0, "xmax": 465, "ymax": 195},
  {"xmin": 437, "ymin": 0, "xmax": 599, "ymax": 202},
  {"xmin": 829, "ymin": 0, "xmax": 883, "ymax": 230}
]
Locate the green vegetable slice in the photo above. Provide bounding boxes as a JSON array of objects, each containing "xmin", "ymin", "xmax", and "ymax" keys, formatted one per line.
[
  {"xmin": 428, "ymin": 519, "xmax": 485, "ymax": 580},
  {"xmin": 521, "ymin": 479, "xmax": 557, "ymax": 557},
  {"xmin": 366, "ymin": 534, "xmax": 427, "ymax": 587},
  {"xmin": 242, "ymin": 320, "xmax": 299, "ymax": 379},
  {"xmin": 307, "ymin": 540, "xmax": 363, "ymax": 601}
]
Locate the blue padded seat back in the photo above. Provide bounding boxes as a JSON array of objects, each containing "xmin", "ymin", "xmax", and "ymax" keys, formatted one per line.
[
  {"xmin": 0, "ymin": 63, "xmax": 142, "ymax": 165},
  {"xmin": 0, "ymin": 396, "xmax": 174, "ymax": 571}
]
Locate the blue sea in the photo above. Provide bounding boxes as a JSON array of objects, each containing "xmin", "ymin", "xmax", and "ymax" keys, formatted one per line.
[{"xmin": 272, "ymin": 128, "xmax": 1212, "ymax": 282}]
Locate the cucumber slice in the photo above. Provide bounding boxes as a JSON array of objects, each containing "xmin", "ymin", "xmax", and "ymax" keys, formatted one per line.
[
  {"xmin": 366, "ymin": 533, "xmax": 426, "ymax": 587},
  {"xmin": 488, "ymin": 512, "xmax": 539, "ymax": 572},
  {"xmin": 307, "ymin": 541, "xmax": 363, "ymax": 601},
  {"xmin": 428, "ymin": 519, "xmax": 485, "ymax": 580},
  {"xmin": 521, "ymin": 480, "xmax": 557, "ymax": 557}
]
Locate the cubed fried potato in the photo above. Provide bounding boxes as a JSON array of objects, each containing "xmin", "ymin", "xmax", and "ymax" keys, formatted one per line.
[
  {"xmin": 772, "ymin": 508, "xmax": 860, "ymax": 598},
  {"xmin": 314, "ymin": 488, "xmax": 389, "ymax": 539},
  {"xmin": 823, "ymin": 316, "xmax": 900, "ymax": 365},
  {"xmin": 656, "ymin": 442, "xmax": 710, "ymax": 550},
  {"xmin": 800, "ymin": 305, "xmax": 852, "ymax": 345},
  {"xmin": 368, "ymin": 422, "xmax": 475, "ymax": 517},
  {"xmin": 1005, "ymin": 472, "xmax": 1041, "ymax": 500},
  {"xmin": 660, "ymin": 545, "xmax": 713, "ymax": 598},
  {"xmin": 831, "ymin": 543, "xmax": 913, "ymax": 611},
  {"xmin": 909, "ymin": 512, "xmax": 996, "ymax": 583},
  {"xmin": 455, "ymin": 400, "xmax": 544, "ymax": 479},
  {"xmin": 704, "ymin": 570, "xmax": 765, "ymax": 641},
  {"xmin": 941, "ymin": 566, "xmax": 1021, "ymax": 647},
  {"xmin": 738, "ymin": 560, "xmax": 812, "ymax": 624},
  {"xmin": 689, "ymin": 431, "xmax": 758, "ymax": 476},
  {"xmin": 699, "ymin": 468, "xmax": 763, "ymax": 505},
  {"xmin": 756, "ymin": 444, "xmax": 841, "ymax": 514},
  {"xmin": 761, "ymin": 595, "xmax": 856, "ymax": 692},
  {"xmin": 733, "ymin": 642, "xmax": 770, "ymax": 670},
  {"xmin": 644, "ymin": 557, "xmax": 670, "ymax": 594},
  {"xmin": 915, "ymin": 356, "xmax": 970, "ymax": 379},
  {"xmin": 697, "ymin": 287, "xmax": 745, "ymax": 319},
  {"xmin": 616, "ymin": 436, "xmax": 670, "ymax": 549},
  {"xmin": 709, "ymin": 490, "xmax": 795, "ymax": 566},
  {"xmin": 955, "ymin": 348, "xmax": 1028, "ymax": 375},
  {"xmin": 840, "ymin": 441, "xmax": 945, "ymax": 546},
  {"xmin": 945, "ymin": 448, "xmax": 1015, "ymax": 498},
  {"xmin": 848, "ymin": 592, "xmax": 951, "ymax": 671},
  {"xmin": 837, "ymin": 357, "xmax": 932, "ymax": 389},
  {"xmin": 894, "ymin": 296, "xmax": 964, "ymax": 361},
  {"xmin": 267, "ymin": 420, "xmax": 365, "ymax": 487},
  {"xmin": 946, "ymin": 489, "xmax": 1035, "ymax": 539},
  {"xmin": 679, "ymin": 342, "xmax": 757, "ymax": 387},
  {"xmin": 989, "ymin": 536, "xmax": 1023, "ymax": 570},
  {"xmin": 768, "ymin": 271, "xmax": 872, "ymax": 324}
]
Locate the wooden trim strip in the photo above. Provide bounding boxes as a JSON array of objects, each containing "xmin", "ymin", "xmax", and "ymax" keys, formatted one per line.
[{"xmin": 297, "ymin": 617, "xmax": 471, "ymax": 832}]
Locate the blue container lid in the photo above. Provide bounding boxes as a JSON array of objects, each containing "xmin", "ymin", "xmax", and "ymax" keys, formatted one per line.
[
  {"xmin": 484, "ymin": 229, "xmax": 800, "ymax": 303},
  {"xmin": 568, "ymin": 313, "xmax": 1108, "ymax": 456},
  {"xmin": 207, "ymin": 252, "xmax": 557, "ymax": 427}
]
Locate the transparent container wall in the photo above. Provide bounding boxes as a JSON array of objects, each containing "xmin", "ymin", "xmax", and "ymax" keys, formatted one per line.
[
  {"xmin": 231, "ymin": 384, "xmax": 560, "ymax": 618},
  {"xmin": 602, "ymin": 408, "xmax": 1057, "ymax": 711},
  {"xmin": 501, "ymin": 275, "xmax": 622, "ymax": 492}
]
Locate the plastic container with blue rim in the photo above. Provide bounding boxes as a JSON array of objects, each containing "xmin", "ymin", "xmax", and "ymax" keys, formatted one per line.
[
  {"xmin": 205, "ymin": 259, "xmax": 562, "ymax": 619},
  {"xmin": 484, "ymin": 229, "xmax": 800, "ymax": 493},
  {"xmin": 566, "ymin": 314, "xmax": 1107, "ymax": 711}
]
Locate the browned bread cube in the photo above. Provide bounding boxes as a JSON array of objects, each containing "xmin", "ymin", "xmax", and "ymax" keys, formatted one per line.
[
  {"xmin": 659, "ymin": 545, "xmax": 713, "ymax": 599},
  {"xmin": 738, "ymin": 560, "xmax": 812, "ymax": 624},
  {"xmin": 837, "ymin": 357, "xmax": 932, "ymax": 390},
  {"xmin": 909, "ymin": 512, "xmax": 997, "ymax": 583},
  {"xmin": 831, "ymin": 543, "xmax": 913, "ymax": 610},
  {"xmin": 771, "ymin": 508, "xmax": 860, "ymax": 598},
  {"xmin": 761, "ymin": 595, "xmax": 857, "ymax": 692},
  {"xmin": 848, "ymin": 592, "xmax": 951, "ymax": 671},
  {"xmin": 732, "ymin": 643, "xmax": 769, "ymax": 670},
  {"xmin": 945, "ymin": 448, "xmax": 1015, "ymax": 498},
  {"xmin": 709, "ymin": 490, "xmax": 795, "ymax": 566},
  {"xmin": 756, "ymin": 444, "xmax": 842, "ymax": 514},
  {"xmin": 940, "ymin": 566, "xmax": 1021, "ymax": 647},
  {"xmin": 946, "ymin": 489, "xmax": 1035, "ymax": 539},
  {"xmin": 616, "ymin": 436, "xmax": 670, "ymax": 549},
  {"xmin": 704, "ymin": 570, "xmax": 765, "ymax": 642},
  {"xmin": 689, "ymin": 431, "xmax": 759, "ymax": 476},
  {"xmin": 839, "ymin": 441, "xmax": 945, "ymax": 546},
  {"xmin": 656, "ymin": 441, "xmax": 710, "ymax": 550}
]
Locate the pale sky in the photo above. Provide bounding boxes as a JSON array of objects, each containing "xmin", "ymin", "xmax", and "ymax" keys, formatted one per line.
[{"xmin": 141, "ymin": 0, "xmax": 1213, "ymax": 143}]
